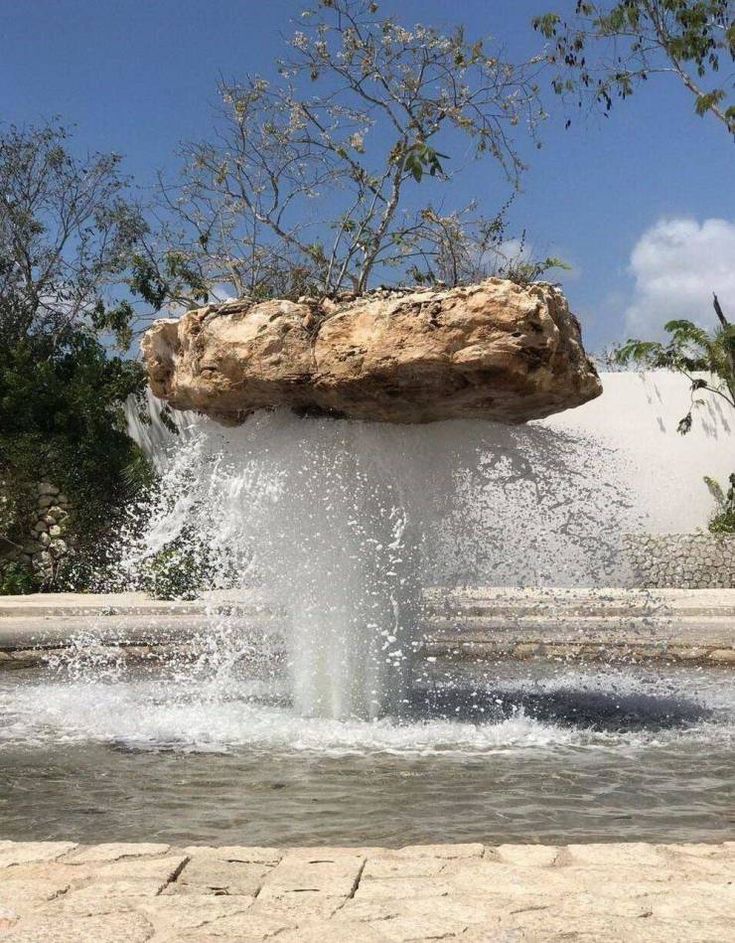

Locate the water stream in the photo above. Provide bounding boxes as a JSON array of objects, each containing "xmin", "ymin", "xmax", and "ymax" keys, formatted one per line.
[{"xmin": 119, "ymin": 406, "xmax": 637, "ymax": 720}]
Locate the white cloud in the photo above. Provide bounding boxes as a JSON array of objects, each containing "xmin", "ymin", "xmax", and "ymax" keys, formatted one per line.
[
  {"xmin": 211, "ymin": 283, "xmax": 237, "ymax": 302},
  {"xmin": 624, "ymin": 217, "xmax": 735, "ymax": 338}
]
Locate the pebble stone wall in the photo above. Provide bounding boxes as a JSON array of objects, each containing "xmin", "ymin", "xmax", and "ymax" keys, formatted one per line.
[
  {"xmin": 625, "ymin": 533, "xmax": 735, "ymax": 589},
  {"xmin": 19, "ymin": 483, "xmax": 73, "ymax": 585}
]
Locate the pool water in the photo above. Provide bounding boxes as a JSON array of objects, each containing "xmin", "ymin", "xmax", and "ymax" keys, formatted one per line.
[{"xmin": 1, "ymin": 659, "xmax": 733, "ymax": 846}]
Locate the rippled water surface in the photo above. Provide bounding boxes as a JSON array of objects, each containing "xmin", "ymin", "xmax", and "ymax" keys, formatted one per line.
[{"xmin": 1, "ymin": 660, "xmax": 733, "ymax": 845}]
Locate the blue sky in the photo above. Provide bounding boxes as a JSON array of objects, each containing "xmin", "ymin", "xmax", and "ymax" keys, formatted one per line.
[{"xmin": 2, "ymin": 0, "xmax": 733, "ymax": 351}]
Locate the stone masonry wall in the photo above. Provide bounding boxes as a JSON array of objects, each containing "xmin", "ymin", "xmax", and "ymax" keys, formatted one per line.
[
  {"xmin": 17, "ymin": 483, "xmax": 74, "ymax": 586},
  {"xmin": 625, "ymin": 533, "xmax": 735, "ymax": 589}
]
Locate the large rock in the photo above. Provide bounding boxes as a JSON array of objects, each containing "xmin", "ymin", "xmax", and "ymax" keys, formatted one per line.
[{"xmin": 142, "ymin": 278, "xmax": 602, "ymax": 425}]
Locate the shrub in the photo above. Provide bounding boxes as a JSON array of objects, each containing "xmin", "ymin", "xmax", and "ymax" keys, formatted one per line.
[
  {"xmin": 0, "ymin": 561, "xmax": 39, "ymax": 596},
  {"xmin": 704, "ymin": 474, "xmax": 735, "ymax": 535},
  {"xmin": 139, "ymin": 534, "xmax": 215, "ymax": 601}
]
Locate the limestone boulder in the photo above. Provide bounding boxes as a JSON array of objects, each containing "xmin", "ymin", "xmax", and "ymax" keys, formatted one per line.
[{"xmin": 142, "ymin": 278, "xmax": 602, "ymax": 425}]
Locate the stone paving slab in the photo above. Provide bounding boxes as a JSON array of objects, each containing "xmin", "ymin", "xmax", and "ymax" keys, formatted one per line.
[{"xmin": 0, "ymin": 841, "xmax": 733, "ymax": 941}]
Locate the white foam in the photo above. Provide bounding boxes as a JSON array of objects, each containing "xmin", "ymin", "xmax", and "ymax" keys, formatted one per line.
[{"xmin": 1, "ymin": 670, "xmax": 730, "ymax": 757}]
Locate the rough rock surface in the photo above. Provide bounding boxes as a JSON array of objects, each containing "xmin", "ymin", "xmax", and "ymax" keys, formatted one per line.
[
  {"xmin": 0, "ymin": 483, "xmax": 73, "ymax": 588},
  {"xmin": 142, "ymin": 278, "xmax": 602, "ymax": 425}
]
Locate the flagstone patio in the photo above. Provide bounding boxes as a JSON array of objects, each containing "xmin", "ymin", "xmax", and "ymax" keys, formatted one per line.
[{"xmin": 0, "ymin": 840, "xmax": 733, "ymax": 941}]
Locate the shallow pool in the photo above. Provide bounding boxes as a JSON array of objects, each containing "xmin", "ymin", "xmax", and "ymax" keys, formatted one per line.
[{"xmin": 1, "ymin": 658, "xmax": 733, "ymax": 845}]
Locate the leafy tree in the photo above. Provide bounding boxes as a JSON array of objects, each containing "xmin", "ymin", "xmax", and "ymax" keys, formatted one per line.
[
  {"xmin": 0, "ymin": 122, "xmax": 153, "ymax": 590},
  {"xmin": 613, "ymin": 293, "xmax": 735, "ymax": 433},
  {"xmin": 534, "ymin": 1, "xmax": 735, "ymax": 138},
  {"xmin": 0, "ymin": 121, "xmax": 149, "ymax": 346},
  {"xmin": 148, "ymin": 0, "xmax": 550, "ymax": 305}
]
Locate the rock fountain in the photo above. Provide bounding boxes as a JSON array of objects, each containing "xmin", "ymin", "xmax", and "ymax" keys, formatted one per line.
[
  {"xmin": 3, "ymin": 278, "xmax": 733, "ymax": 866},
  {"xmin": 142, "ymin": 278, "xmax": 602, "ymax": 425},
  {"xmin": 138, "ymin": 278, "xmax": 608, "ymax": 720}
]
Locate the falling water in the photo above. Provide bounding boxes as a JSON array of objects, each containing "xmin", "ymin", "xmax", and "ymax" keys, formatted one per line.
[{"xmin": 118, "ymin": 401, "xmax": 638, "ymax": 721}]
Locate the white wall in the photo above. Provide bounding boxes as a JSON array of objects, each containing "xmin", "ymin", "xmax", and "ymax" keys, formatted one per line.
[
  {"xmin": 541, "ymin": 371, "xmax": 735, "ymax": 534},
  {"xmin": 132, "ymin": 370, "xmax": 735, "ymax": 539}
]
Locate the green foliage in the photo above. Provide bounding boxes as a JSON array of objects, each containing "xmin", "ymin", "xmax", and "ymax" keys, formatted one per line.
[
  {"xmin": 129, "ymin": 251, "xmax": 210, "ymax": 313},
  {"xmin": 0, "ymin": 561, "xmax": 39, "ymax": 596},
  {"xmin": 710, "ymin": 510, "xmax": 735, "ymax": 533},
  {"xmin": 613, "ymin": 295, "xmax": 735, "ymax": 435},
  {"xmin": 704, "ymin": 474, "xmax": 726, "ymax": 505},
  {"xmin": 403, "ymin": 142, "xmax": 450, "ymax": 183},
  {"xmin": 0, "ymin": 329, "xmax": 153, "ymax": 573},
  {"xmin": 139, "ymin": 533, "xmax": 214, "ymax": 601},
  {"xmin": 704, "ymin": 473, "xmax": 735, "ymax": 533},
  {"xmin": 503, "ymin": 256, "xmax": 572, "ymax": 287},
  {"xmin": 0, "ymin": 121, "xmax": 158, "ymax": 591},
  {"xmin": 534, "ymin": 1, "xmax": 735, "ymax": 138}
]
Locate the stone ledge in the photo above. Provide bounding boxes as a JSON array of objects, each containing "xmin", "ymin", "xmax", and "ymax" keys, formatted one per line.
[
  {"xmin": 0, "ymin": 841, "xmax": 733, "ymax": 941},
  {"xmin": 2, "ymin": 588, "xmax": 735, "ymax": 669}
]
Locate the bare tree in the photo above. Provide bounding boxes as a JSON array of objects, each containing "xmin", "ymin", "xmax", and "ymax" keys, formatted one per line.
[{"xmin": 153, "ymin": 0, "xmax": 547, "ymax": 304}]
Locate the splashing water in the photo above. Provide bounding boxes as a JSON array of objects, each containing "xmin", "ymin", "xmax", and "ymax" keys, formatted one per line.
[
  {"xmin": 9, "ymin": 402, "xmax": 733, "ymax": 848},
  {"xmin": 4, "ymin": 659, "xmax": 733, "ymax": 845},
  {"xmin": 111, "ymin": 404, "xmax": 639, "ymax": 721}
]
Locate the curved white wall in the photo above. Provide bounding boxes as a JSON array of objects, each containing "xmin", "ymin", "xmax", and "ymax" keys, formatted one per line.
[{"xmin": 541, "ymin": 371, "xmax": 735, "ymax": 534}]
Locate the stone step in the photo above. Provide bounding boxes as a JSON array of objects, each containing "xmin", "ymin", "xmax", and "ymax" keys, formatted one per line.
[
  {"xmin": 428, "ymin": 614, "xmax": 735, "ymax": 634},
  {"xmin": 1, "ymin": 589, "xmax": 734, "ymax": 667}
]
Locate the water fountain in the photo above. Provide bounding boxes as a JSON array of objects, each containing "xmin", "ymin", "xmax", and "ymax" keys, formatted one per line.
[
  {"xmin": 121, "ymin": 405, "xmax": 636, "ymax": 722},
  {"xmin": 119, "ymin": 278, "xmax": 629, "ymax": 721},
  {"xmin": 2, "ymin": 279, "xmax": 733, "ymax": 849}
]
